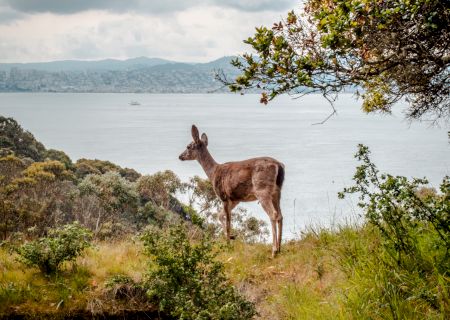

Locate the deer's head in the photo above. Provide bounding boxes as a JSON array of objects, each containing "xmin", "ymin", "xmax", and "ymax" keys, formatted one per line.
[{"xmin": 179, "ymin": 125, "xmax": 208, "ymax": 161}]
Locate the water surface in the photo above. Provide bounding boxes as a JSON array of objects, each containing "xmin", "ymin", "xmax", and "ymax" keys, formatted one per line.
[{"xmin": 1, "ymin": 93, "xmax": 448, "ymax": 238}]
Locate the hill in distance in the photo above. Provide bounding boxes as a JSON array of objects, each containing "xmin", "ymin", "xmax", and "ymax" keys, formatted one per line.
[
  {"xmin": 0, "ymin": 56, "xmax": 243, "ymax": 93},
  {"xmin": 0, "ymin": 56, "xmax": 176, "ymax": 72},
  {"xmin": 0, "ymin": 56, "xmax": 237, "ymax": 72}
]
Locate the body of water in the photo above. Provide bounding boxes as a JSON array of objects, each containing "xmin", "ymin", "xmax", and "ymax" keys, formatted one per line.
[{"xmin": 1, "ymin": 93, "xmax": 448, "ymax": 238}]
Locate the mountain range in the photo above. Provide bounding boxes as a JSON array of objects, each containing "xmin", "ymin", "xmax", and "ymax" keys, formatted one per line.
[
  {"xmin": 0, "ymin": 56, "xmax": 241, "ymax": 93},
  {"xmin": 0, "ymin": 57, "xmax": 175, "ymax": 72}
]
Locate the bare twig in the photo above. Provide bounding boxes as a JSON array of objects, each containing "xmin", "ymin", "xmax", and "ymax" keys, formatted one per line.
[{"xmin": 312, "ymin": 93, "xmax": 338, "ymax": 125}]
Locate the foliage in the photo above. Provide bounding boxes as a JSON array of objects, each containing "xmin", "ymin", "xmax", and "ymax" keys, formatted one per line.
[
  {"xmin": 0, "ymin": 118, "xmax": 192, "ymax": 240},
  {"xmin": 339, "ymin": 145, "xmax": 450, "ymax": 316},
  {"xmin": 75, "ymin": 158, "xmax": 121, "ymax": 178},
  {"xmin": 188, "ymin": 175, "xmax": 222, "ymax": 215},
  {"xmin": 0, "ymin": 155, "xmax": 26, "ymax": 183},
  {"xmin": 135, "ymin": 201, "xmax": 181, "ymax": 229},
  {"xmin": 78, "ymin": 172, "xmax": 139, "ymax": 233},
  {"xmin": 339, "ymin": 144, "xmax": 449, "ymax": 264},
  {"xmin": 140, "ymin": 224, "xmax": 256, "ymax": 319},
  {"xmin": 20, "ymin": 160, "xmax": 75, "ymax": 184},
  {"xmin": 0, "ymin": 156, "xmax": 26, "ymax": 239},
  {"xmin": 182, "ymin": 204, "xmax": 205, "ymax": 228},
  {"xmin": 44, "ymin": 149, "xmax": 73, "ymax": 170},
  {"xmin": 223, "ymin": 0, "xmax": 450, "ymax": 121},
  {"xmin": 136, "ymin": 170, "xmax": 183, "ymax": 208},
  {"xmin": 186, "ymin": 175, "xmax": 222, "ymax": 234},
  {"xmin": 95, "ymin": 221, "xmax": 133, "ymax": 240},
  {"xmin": 0, "ymin": 158, "xmax": 76, "ymax": 239},
  {"xmin": 234, "ymin": 213, "xmax": 269, "ymax": 243},
  {"xmin": 16, "ymin": 222, "xmax": 92, "ymax": 274},
  {"xmin": 118, "ymin": 167, "xmax": 141, "ymax": 182},
  {"xmin": 0, "ymin": 118, "xmax": 84, "ymax": 239},
  {"xmin": 0, "ymin": 116, "xmax": 46, "ymax": 161},
  {"xmin": 75, "ymin": 158, "xmax": 140, "ymax": 182}
]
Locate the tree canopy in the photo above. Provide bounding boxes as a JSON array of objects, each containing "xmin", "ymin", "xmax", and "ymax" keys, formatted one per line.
[
  {"xmin": 0, "ymin": 116, "xmax": 46, "ymax": 160},
  {"xmin": 223, "ymin": 0, "xmax": 449, "ymax": 122}
]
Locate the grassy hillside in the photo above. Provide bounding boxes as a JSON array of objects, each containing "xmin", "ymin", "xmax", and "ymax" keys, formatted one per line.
[{"xmin": 1, "ymin": 223, "xmax": 448, "ymax": 319}]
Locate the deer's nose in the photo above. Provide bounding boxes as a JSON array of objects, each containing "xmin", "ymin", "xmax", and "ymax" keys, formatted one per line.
[{"xmin": 179, "ymin": 155, "xmax": 184, "ymax": 160}]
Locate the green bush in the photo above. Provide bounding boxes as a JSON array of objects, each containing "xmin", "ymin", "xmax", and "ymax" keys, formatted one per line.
[
  {"xmin": 135, "ymin": 201, "xmax": 177, "ymax": 228},
  {"xmin": 17, "ymin": 222, "xmax": 92, "ymax": 274},
  {"xmin": 0, "ymin": 116, "xmax": 46, "ymax": 161},
  {"xmin": 339, "ymin": 144, "xmax": 449, "ymax": 264},
  {"xmin": 136, "ymin": 170, "xmax": 183, "ymax": 208},
  {"xmin": 339, "ymin": 144, "xmax": 450, "ymax": 318},
  {"xmin": 140, "ymin": 224, "xmax": 256, "ymax": 319}
]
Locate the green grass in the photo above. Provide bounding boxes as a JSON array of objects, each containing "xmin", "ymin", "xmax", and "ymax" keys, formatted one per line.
[
  {"xmin": 1, "ymin": 225, "xmax": 448, "ymax": 319},
  {"xmin": 274, "ymin": 284, "xmax": 341, "ymax": 319},
  {"xmin": 218, "ymin": 224, "xmax": 448, "ymax": 319}
]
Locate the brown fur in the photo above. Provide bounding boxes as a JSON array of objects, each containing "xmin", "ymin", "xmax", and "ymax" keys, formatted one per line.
[{"xmin": 179, "ymin": 125, "xmax": 284, "ymax": 257}]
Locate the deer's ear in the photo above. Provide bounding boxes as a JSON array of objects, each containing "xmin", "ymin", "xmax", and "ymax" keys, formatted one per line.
[
  {"xmin": 201, "ymin": 133, "xmax": 208, "ymax": 146},
  {"xmin": 191, "ymin": 125, "xmax": 200, "ymax": 143}
]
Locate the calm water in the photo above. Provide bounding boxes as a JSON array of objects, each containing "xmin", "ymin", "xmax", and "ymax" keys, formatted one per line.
[{"xmin": 1, "ymin": 93, "xmax": 449, "ymax": 238}]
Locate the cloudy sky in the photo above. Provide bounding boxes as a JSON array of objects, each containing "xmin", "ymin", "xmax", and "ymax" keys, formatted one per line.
[{"xmin": 0, "ymin": 0, "xmax": 297, "ymax": 63}]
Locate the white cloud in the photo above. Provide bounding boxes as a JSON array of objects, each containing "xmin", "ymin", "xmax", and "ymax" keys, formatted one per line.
[
  {"xmin": 0, "ymin": 4, "xmax": 298, "ymax": 63},
  {"xmin": 0, "ymin": 0, "xmax": 295, "ymax": 14}
]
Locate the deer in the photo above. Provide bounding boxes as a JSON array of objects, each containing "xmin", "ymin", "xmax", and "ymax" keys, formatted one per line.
[{"xmin": 179, "ymin": 125, "xmax": 284, "ymax": 257}]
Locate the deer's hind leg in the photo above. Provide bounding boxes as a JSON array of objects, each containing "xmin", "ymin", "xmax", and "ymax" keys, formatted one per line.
[
  {"xmin": 257, "ymin": 192, "xmax": 280, "ymax": 258},
  {"xmin": 272, "ymin": 190, "xmax": 283, "ymax": 253}
]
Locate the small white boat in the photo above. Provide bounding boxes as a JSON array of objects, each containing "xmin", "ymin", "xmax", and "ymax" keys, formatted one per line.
[{"xmin": 129, "ymin": 101, "xmax": 141, "ymax": 106}]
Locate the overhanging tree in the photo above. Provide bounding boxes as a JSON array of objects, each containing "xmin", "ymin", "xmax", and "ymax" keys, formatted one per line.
[{"xmin": 220, "ymin": 0, "xmax": 449, "ymax": 122}]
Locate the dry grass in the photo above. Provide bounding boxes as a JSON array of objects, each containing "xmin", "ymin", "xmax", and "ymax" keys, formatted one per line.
[
  {"xmin": 0, "ymin": 239, "xmax": 148, "ymax": 317},
  {"xmin": 79, "ymin": 240, "xmax": 147, "ymax": 283}
]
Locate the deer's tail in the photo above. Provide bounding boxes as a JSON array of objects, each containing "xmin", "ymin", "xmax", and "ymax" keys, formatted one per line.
[{"xmin": 276, "ymin": 163, "xmax": 285, "ymax": 189}]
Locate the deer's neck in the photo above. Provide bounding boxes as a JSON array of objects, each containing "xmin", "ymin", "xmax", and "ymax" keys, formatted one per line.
[{"xmin": 197, "ymin": 148, "xmax": 218, "ymax": 181}]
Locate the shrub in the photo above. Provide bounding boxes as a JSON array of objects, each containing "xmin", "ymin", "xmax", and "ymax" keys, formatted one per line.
[
  {"xmin": 339, "ymin": 144, "xmax": 449, "ymax": 264},
  {"xmin": 17, "ymin": 222, "xmax": 92, "ymax": 274},
  {"xmin": 140, "ymin": 224, "xmax": 256, "ymax": 319},
  {"xmin": 136, "ymin": 170, "xmax": 183, "ymax": 208},
  {"xmin": 135, "ymin": 201, "xmax": 176, "ymax": 228},
  {"xmin": 74, "ymin": 158, "xmax": 141, "ymax": 182},
  {"xmin": 339, "ymin": 144, "xmax": 450, "ymax": 317},
  {"xmin": 78, "ymin": 172, "xmax": 139, "ymax": 233},
  {"xmin": 0, "ymin": 116, "xmax": 46, "ymax": 161},
  {"xmin": 44, "ymin": 149, "xmax": 73, "ymax": 170}
]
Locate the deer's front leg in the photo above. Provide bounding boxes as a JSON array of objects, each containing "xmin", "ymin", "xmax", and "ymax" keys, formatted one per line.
[
  {"xmin": 218, "ymin": 206, "xmax": 227, "ymax": 237},
  {"xmin": 220, "ymin": 201, "xmax": 238, "ymax": 242}
]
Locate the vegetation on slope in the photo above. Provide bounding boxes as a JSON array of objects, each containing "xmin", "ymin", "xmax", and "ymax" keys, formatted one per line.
[{"xmin": 1, "ymin": 222, "xmax": 448, "ymax": 319}]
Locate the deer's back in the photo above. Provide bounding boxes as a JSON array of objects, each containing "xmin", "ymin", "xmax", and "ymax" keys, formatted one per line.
[{"xmin": 212, "ymin": 157, "xmax": 284, "ymax": 202}]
